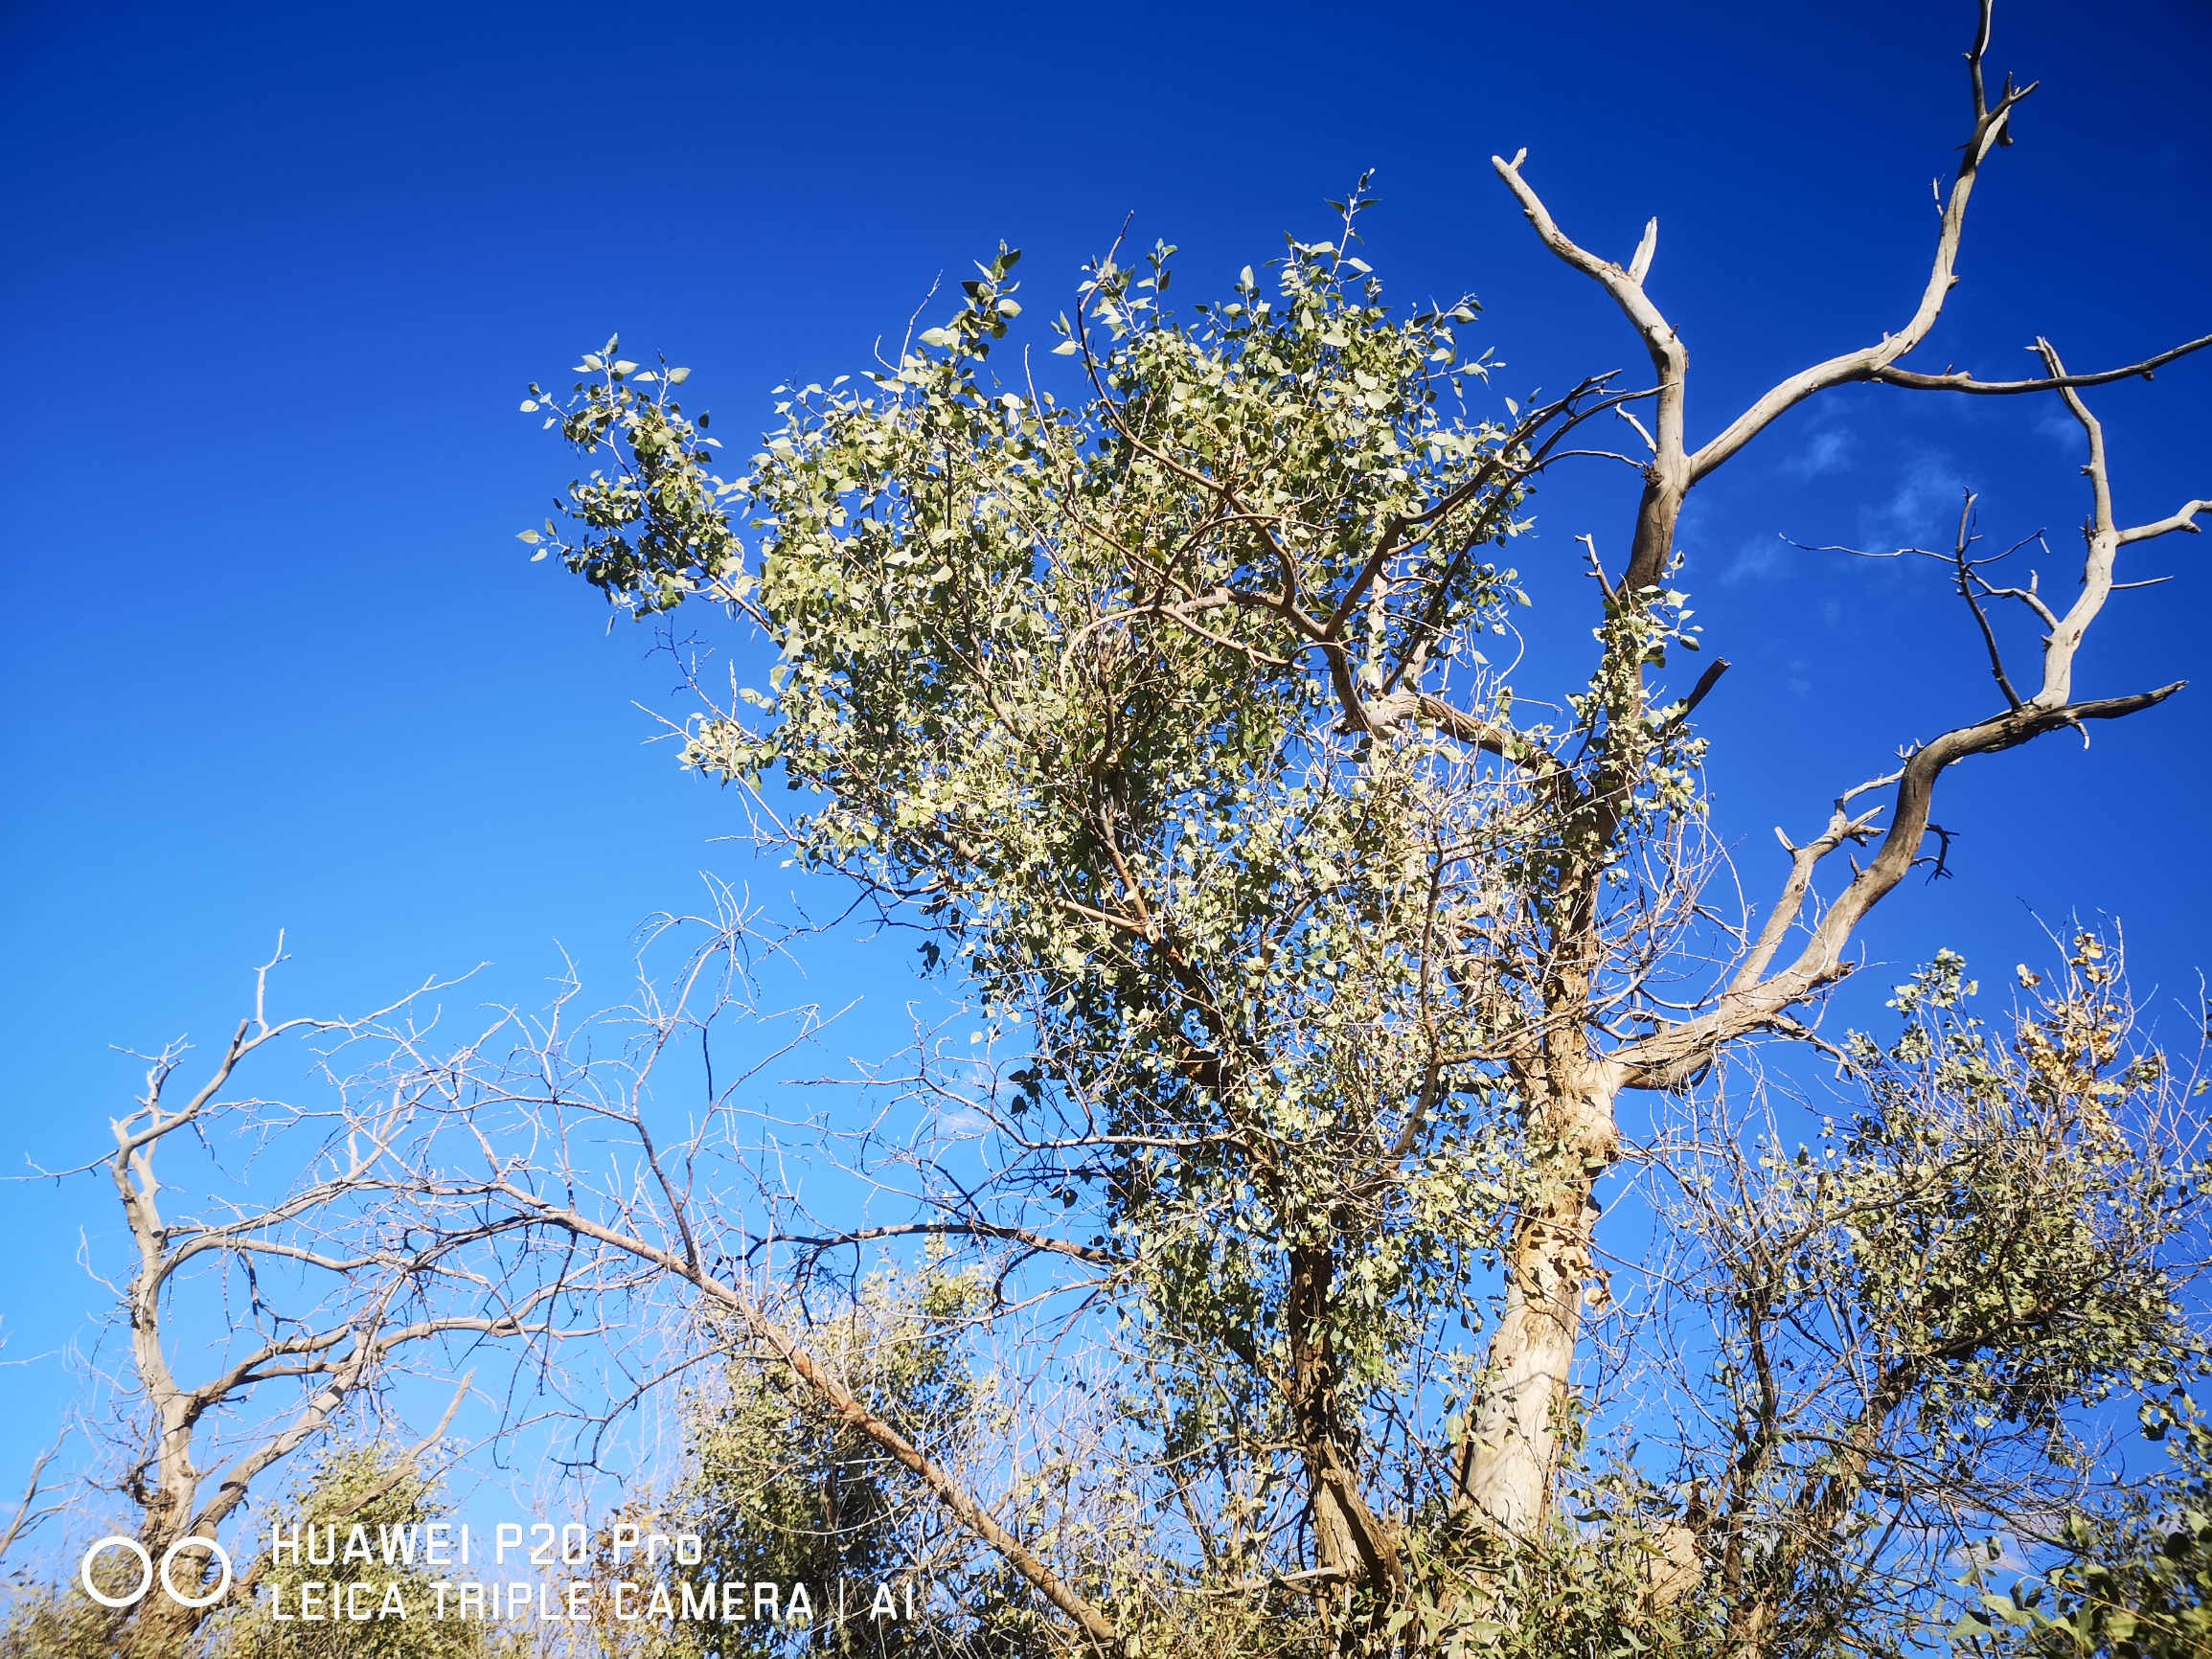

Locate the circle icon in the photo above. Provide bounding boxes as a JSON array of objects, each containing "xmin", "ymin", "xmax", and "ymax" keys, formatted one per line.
[
  {"xmin": 80, "ymin": 1537, "xmax": 153, "ymax": 1608},
  {"xmin": 159, "ymin": 1537, "xmax": 234, "ymax": 1608}
]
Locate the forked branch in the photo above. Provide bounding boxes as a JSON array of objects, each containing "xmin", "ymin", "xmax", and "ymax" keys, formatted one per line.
[
  {"xmin": 1630, "ymin": 343, "xmax": 2202, "ymax": 1085},
  {"xmin": 1688, "ymin": 0, "xmax": 2037, "ymax": 480}
]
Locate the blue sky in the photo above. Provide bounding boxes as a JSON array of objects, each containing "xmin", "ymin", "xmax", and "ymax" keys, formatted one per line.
[{"xmin": 4, "ymin": 0, "xmax": 2209, "ymax": 1513}]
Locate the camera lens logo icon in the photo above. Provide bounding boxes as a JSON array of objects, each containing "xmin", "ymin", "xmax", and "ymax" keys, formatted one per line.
[{"xmin": 80, "ymin": 1536, "xmax": 233, "ymax": 1609}]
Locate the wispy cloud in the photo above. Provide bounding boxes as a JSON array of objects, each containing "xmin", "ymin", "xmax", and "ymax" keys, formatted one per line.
[
  {"xmin": 1859, "ymin": 447, "xmax": 1967, "ymax": 550},
  {"xmin": 1782, "ymin": 428, "xmax": 1854, "ymax": 481},
  {"xmin": 2034, "ymin": 407, "xmax": 2084, "ymax": 447},
  {"xmin": 1723, "ymin": 532, "xmax": 1790, "ymax": 584}
]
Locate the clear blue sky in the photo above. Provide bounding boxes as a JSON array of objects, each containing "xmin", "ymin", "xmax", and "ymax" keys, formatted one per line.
[{"xmin": 3, "ymin": 0, "xmax": 2208, "ymax": 1500}]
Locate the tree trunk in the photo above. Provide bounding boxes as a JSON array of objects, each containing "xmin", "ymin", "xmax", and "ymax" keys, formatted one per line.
[
  {"xmin": 1288, "ymin": 1242, "xmax": 1402, "ymax": 1615},
  {"xmin": 1456, "ymin": 1079, "xmax": 1617, "ymax": 1537},
  {"xmin": 116, "ymin": 1383, "xmax": 227, "ymax": 1657},
  {"xmin": 120, "ymin": 1529, "xmax": 216, "ymax": 1659}
]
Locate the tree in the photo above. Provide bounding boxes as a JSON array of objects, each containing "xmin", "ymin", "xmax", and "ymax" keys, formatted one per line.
[
  {"xmin": 215, "ymin": 1440, "xmax": 490, "ymax": 1659},
  {"xmin": 1989, "ymin": 1395, "xmax": 2212, "ymax": 1658},
  {"xmin": 4, "ymin": 947, "xmax": 567, "ymax": 1659},
  {"xmin": 517, "ymin": 3, "xmax": 2209, "ymax": 1649},
  {"xmin": 357, "ymin": 889, "xmax": 1120, "ymax": 1655},
  {"xmin": 664, "ymin": 1265, "xmax": 1010, "ymax": 1657},
  {"xmin": 1642, "ymin": 935, "xmax": 2205, "ymax": 1656}
]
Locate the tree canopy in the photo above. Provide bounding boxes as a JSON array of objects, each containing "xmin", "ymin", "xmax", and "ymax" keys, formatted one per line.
[
  {"xmin": 7, "ymin": 6, "xmax": 2209, "ymax": 1659},
  {"xmin": 510, "ymin": 7, "xmax": 2212, "ymax": 1641}
]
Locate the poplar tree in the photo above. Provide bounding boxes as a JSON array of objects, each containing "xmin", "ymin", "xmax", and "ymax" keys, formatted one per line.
[{"xmin": 518, "ymin": 3, "xmax": 2210, "ymax": 1648}]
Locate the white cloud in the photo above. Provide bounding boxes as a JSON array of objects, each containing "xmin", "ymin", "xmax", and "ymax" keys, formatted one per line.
[
  {"xmin": 1723, "ymin": 532, "xmax": 1790, "ymax": 584},
  {"xmin": 2034, "ymin": 407, "xmax": 2084, "ymax": 447},
  {"xmin": 934, "ymin": 1108, "xmax": 992, "ymax": 1135},
  {"xmin": 1782, "ymin": 428, "xmax": 1854, "ymax": 480},
  {"xmin": 1860, "ymin": 447, "xmax": 1968, "ymax": 550}
]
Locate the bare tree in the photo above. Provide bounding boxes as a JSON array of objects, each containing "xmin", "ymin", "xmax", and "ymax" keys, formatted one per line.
[
  {"xmin": 1452, "ymin": 0, "xmax": 2208, "ymax": 1541},
  {"xmin": 0, "ymin": 1430, "xmax": 68, "ymax": 1571},
  {"xmin": 504, "ymin": 2, "xmax": 2209, "ymax": 1650},
  {"xmin": 20, "ymin": 943, "xmax": 572, "ymax": 1658},
  {"xmin": 344, "ymin": 889, "xmax": 1134, "ymax": 1653}
]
